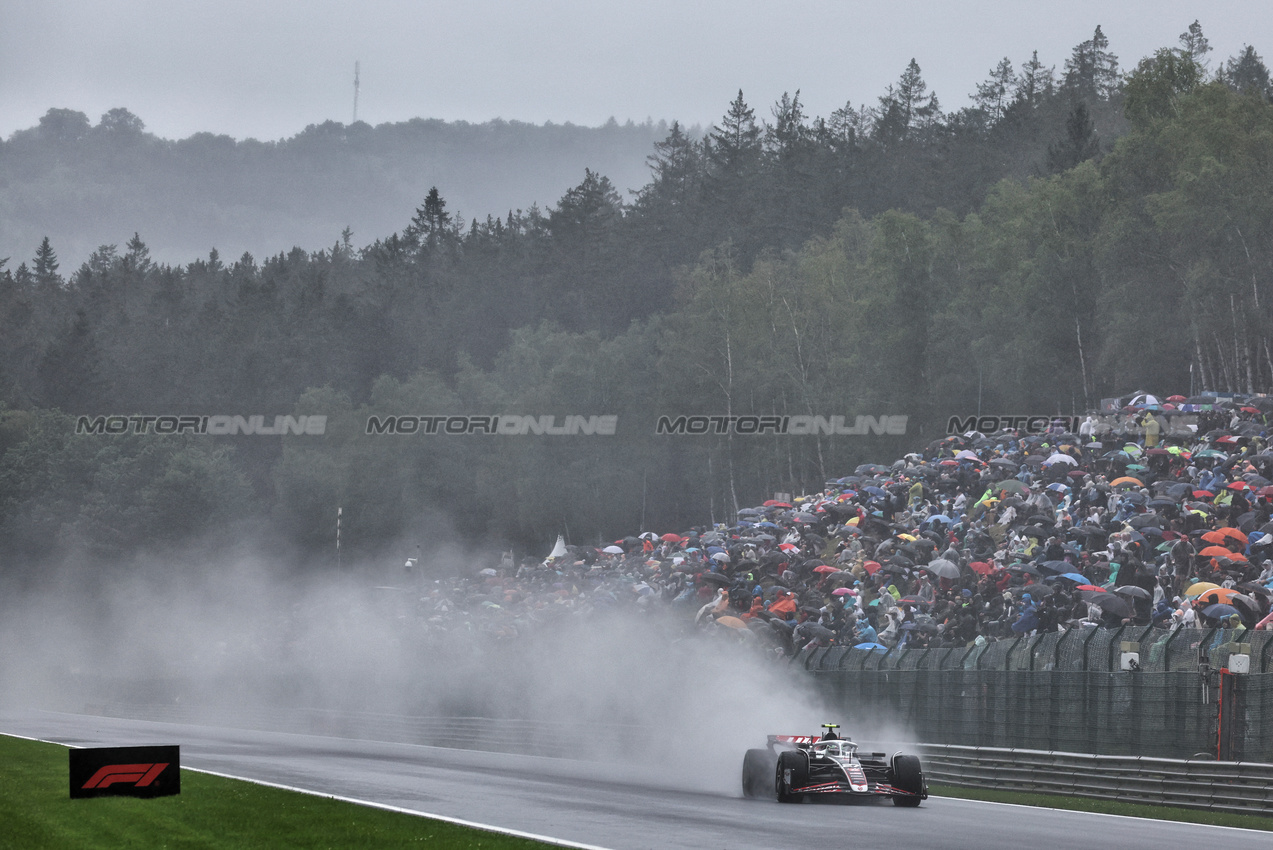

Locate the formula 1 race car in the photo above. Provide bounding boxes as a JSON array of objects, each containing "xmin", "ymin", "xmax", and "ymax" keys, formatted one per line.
[{"xmin": 742, "ymin": 724, "xmax": 926, "ymax": 806}]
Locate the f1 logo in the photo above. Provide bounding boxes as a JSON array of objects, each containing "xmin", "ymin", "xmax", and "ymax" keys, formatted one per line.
[
  {"xmin": 82, "ymin": 763, "xmax": 170, "ymax": 789},
  {"xmin": 70, "ymin": 746, "xmax": 180, "ymax": 798}
]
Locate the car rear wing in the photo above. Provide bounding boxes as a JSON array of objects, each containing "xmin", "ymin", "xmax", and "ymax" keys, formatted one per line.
[{"xmin": 769, "ymin": 735, "xmax": 817, "ymax": 747}]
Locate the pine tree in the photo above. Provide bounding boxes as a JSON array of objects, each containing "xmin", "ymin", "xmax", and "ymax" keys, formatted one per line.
[
  {"xmin": 708, "ymin": 90, "xmax": 762, "ymax": 173},
  {"xmin": 1047, "ymin": 101, "xmax": 1100, "ymax": 172},
  {"xmin": 875, "ymin": 60, "xmax": 941, "ymax": 142},
  {"xmin": 974, "ymin": 58, "xmax": 1018, "ymax": 123},
  {"xmin": 1063, "ymin": 26, "xmax": 1120, "ymax": 100},
  {"xmin": 33, "ymin": 237, "xmax": 60, "ymax": 289},
  {"xmin": 1015, "ymin": 51, "xmax": 1055, "ymax": 108},
  {"xmin": 1222, "ymin": 46, "xmax": 1273, "ymax": 99},
  {"xmin": 404, "ymin": 187, "xmax": 453, "ymax": 250},
  {"xmin": 124, "ymin": 232, "xmax": 152, "ymax": 273},
  {"xmin": 1178, "ymin": 20, "xmax": 1210, "ymax": 68}
]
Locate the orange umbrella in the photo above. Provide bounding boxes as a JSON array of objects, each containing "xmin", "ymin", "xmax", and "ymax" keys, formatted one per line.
[
  {"xmin": 715, "ymin": 616, "xmax": 749, "ymax": 630},
  {"xmin": 1111, "ymin": 476, "xmax": 1143, "ymax": 488},
  {"xmin": 1197, "ymin": 588, "xmax": 1241, "ymax": 605},
  {"xmin": 1199, "ymin": 545, "xmax": 1238, "ymax": 558},
  {"xmin": 1208, "ymin": 528, "xmax": 1249, "ymax": 547}
]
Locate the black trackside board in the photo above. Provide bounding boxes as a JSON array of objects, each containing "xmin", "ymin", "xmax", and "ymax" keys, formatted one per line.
[{"xmin": 69, "ymin": 744, "xmax": 180, "ymax": 798}]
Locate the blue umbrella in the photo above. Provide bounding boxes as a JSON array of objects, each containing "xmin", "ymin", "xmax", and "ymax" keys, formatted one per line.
[
  {"xmin": 1054, "ymin": 572, "xmax": 1092, "ymax": 584},
  {"xmin": 854, "ymin": 642, "xmax": 890, "ymax": 652},
  {"xmin": 864, "ymin": 486, "xmax": 887, "ymax": 497},
  {"xmin": 923, "ymin": 514, "xmax": 953, "ymax": 526},
  {"xmin": 1202, "ymin": 603, "xmax": 1240, "ymax": 620}
]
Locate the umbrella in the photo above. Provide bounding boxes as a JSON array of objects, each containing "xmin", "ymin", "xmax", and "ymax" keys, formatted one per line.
[
  {"xmin": 1046, "ymin": 453, "xmax": 1078, "ymax": 466},
  {"xmin": 813, "ymin": 564, "xmax": 838, "ymax": 575},
  {"xmin": 1202, "ymin": 528, "xmax": 1248, "ymax": 547},
  {"xmin": 1199, "ymin": 545, "xmax": 1238, "ymax": 558},
  {"xmin": 660, "ymin": 532, "xmax": 684, "ymax": 542},
  {"xmin": 711, "ymin": 552, "xmax": 730, "ymax": 563},
  {"xmin": 863, "ymin": 560, "xmax": 881, "ymax": 575},
  {"xmin": 854, "ymin": 642, "xmax": 890, "ymax": 652},
  {"xmin": 1082, "ymin": 592, "xmax": 1133, "ymax": 618},
  {"xmin": 1185, "ymin": 581, "xmax": 1221, "ymax": 597},
  {"xmin": 1111, "ymin": 476, "xmax": 1143, "ymax": 488},
  {"xmin": 831, "ymin": 587, "xmax": 853, "ymax": 596},
  {"xmin": 1013, "ymin": 583, "xmax": 1055, "ymax": 598},
  {"xmin": 969, "ymin": 561, "xmax": 996, "ymax": 576},
  {"xmin": 1197, "ymin": 587, "xmax": 1241, "ymax": 605},
  {"xmin": 1054, "ymin": 572, "xmax": 1092, "ymax": 584},
  {"xmin": 602, "ymin": 545, "xmax": 625, "ymax": 554},
  {"xmin": 1113, "ymin": 585, "xmax": 1152, "ymax": 600},
  {"xmin": 994, "ymin": 480, "xmax": 1030, "ymax": 495},
  {"xmin": 925, "ymin": 559, "xmax": 960, "ymax": 580},
  {"xmin": 1201, "ymin": 603, "xmax": 1240, "ymax": 621},
  {"xmin": 715, "ymin": 615, "xmax": 748, "ymax": 630},
  {"xmin": 699, "ymin": 572, "xmax": 732, "ymax": 587},
  {"xmin": 1230, "ymin": 594, "xmax": 1265, "ymax": 619},
  {"xmin": 1075, "ymin": 584, "xmax": 1105, "ymax": 592}
]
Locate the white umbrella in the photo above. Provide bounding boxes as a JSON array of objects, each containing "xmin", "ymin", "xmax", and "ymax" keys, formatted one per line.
[
  {"xmin": 1045, "ymin": 453, "xmax": 1078, "ymax": 466},
  {"xmin": 602, "ymin": 545, "xmax": 624, "ymax": 554}
]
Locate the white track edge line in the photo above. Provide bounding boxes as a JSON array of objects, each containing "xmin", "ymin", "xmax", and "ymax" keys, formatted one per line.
[
  {"xmin": 929, "ymin": 792, "xmax": 1272, "ymax": 834},
  {"xmin": 184, "ymin": 766, "xmax": 615, "ymax": 850}
]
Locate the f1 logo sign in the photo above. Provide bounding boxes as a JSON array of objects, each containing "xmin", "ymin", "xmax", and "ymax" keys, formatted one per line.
[
  {"xmin": 70, "ymin": 746, "xmax": 180, "ymax": 798},
  {"xmin": 82, "ymin": 763, "xmax": 170, "ymax": 789}
]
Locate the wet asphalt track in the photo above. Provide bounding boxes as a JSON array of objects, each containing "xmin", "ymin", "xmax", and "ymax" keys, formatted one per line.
[{"xmin": 3, "ymin": 710, "xmax": 1269, "ymax": 850}]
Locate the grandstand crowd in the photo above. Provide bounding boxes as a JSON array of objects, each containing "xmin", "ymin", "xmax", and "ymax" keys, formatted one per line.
[{"xmin": 414, "ymin": 394, "xmax": 1273, "ymax": 653}]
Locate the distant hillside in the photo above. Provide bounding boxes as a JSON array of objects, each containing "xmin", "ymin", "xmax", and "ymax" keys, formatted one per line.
[{"xmin": 0, "ymin": 111, "xmax": 671, "ymax": 265}]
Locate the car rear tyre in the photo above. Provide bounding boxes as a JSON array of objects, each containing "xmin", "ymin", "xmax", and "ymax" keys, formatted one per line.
[
  {"xmin": 741, "ymin": 749, "xmax": 773, "ymax": 798},
  {"xmin": 890, "ymin": 753, "xmax": 923, "ymax": 807}
]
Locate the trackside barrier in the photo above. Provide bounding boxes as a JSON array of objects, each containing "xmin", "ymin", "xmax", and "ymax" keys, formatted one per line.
[
  {"xmin": 801, "ymin": 627, "xmax": 1273, "ymax": 762},
  {"xmin": 915, "ymin": 744, "xmax": 1273, "ymax": 815}
]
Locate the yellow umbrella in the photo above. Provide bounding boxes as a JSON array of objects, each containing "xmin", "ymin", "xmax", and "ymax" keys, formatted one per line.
[
  {"xmin": 715, "ymin": 616, "xmax": 748, "ymax": 630},
  {"xmin": 1185, "ymin": 581, "xmax": 1221, "ymax": 597}
]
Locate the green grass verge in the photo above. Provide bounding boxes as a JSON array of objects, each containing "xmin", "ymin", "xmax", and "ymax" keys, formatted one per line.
[
  {"xmin": 930, "ymin": 783, "xmax": 1273, "ymax": 831},
  {"xmin": 0, "ymin": 733, "xmax": 559, "ymax": 849}
]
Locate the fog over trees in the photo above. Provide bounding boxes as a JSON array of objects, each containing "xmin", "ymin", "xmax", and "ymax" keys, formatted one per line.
[{"xmin": 3, "ymin": 24, "xmax": 1272, "ymax": 571}]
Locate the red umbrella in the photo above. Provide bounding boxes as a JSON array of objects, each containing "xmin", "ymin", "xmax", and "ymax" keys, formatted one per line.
[
  {"xmin": 1227, "ymin": 481, "xmax": 1249, "ymax": 490},
  {"xmin": 660, "ymin": 533, "xmax": 683, "ymax": 542},
  {"xmin": 778, "ymin": 543, "xmax": 799, "ymax": 552},
  {"xmin": 969, "ymin": 561, "xmax": 996, "ymax": 575},
  {"xmin": 1167, "ymin": 395, "xmax": 1187, "ymax": 402},
  {"xmin": 1076, "ymin": 584, "xmax": 1105, "ymax": 592},
  {"xmin": 764, "ymin": 500, "xmax": 793, "ymax": 508},
  {"xmin": 1193, "ymin": 490, "xmax": 1215, "ymax": 499},
  {"xmin": 813, "ymin": 565, "xmax": 838, "ymax": 575},
  {"xmin": 863, "ymin": 560, "xmax": 881, "ymax": 575}
]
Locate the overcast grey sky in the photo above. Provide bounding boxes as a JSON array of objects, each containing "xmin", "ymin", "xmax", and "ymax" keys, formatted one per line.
[{"xmin": 3, "ymin": 1, "xmax": 1271, "ymax": 140}]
